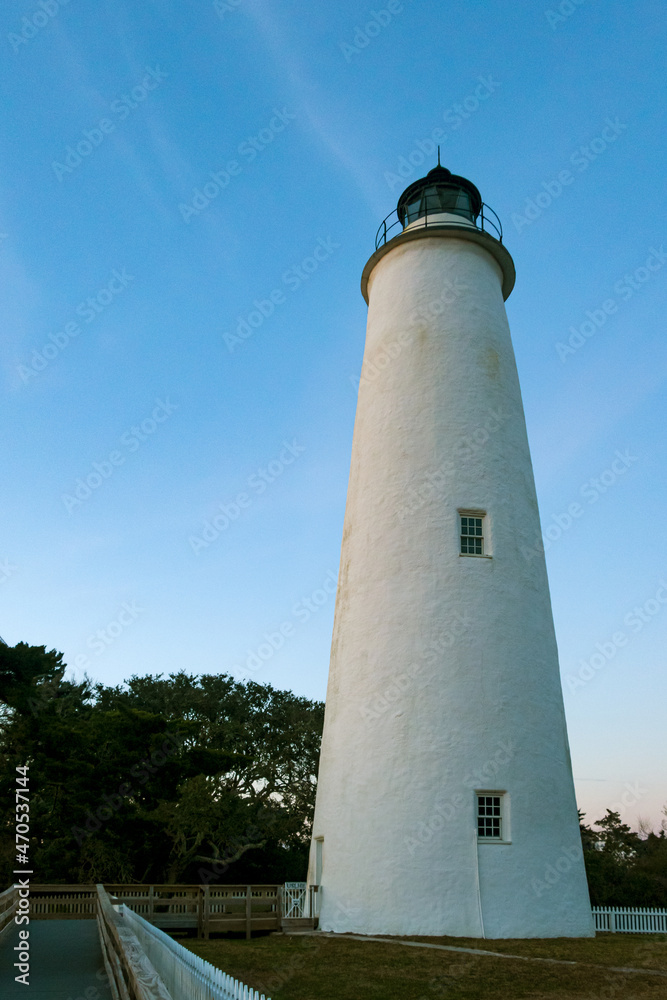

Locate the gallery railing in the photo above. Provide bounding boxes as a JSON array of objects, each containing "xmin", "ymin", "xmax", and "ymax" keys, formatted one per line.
[{"xmin": 375, "ymin": 199, "xmax": 504, "ymax": 250}]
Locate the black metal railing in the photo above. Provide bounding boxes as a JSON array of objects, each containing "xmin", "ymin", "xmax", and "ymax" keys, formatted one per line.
[{"xmin": 375, "ymin": 201, "xmax": 503, "ymax": 251}]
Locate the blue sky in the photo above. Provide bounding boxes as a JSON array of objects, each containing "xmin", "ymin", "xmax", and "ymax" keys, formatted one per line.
[{"xmin": 1, "ymin": 0, "xmax": 666, "ymax": 829}]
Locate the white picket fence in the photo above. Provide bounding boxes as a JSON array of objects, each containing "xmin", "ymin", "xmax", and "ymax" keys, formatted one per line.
[
  {"xmin": 592, "ymin": 906, "xmax": 667, "ymax": 933},
  {"xmin": 119, "ymin": 904, "xmax": 270, "ymax": 999}
]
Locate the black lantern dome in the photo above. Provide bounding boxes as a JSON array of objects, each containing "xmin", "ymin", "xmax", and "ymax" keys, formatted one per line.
[
  {"xmin": 397, "ymin": 164, "xmax": 482, "ymax": 227},
  {"xmin": 367, "ymin": 158, "xmax": 512, "ymax": 302}
]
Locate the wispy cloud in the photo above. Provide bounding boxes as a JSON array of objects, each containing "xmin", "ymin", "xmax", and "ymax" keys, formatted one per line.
[{"xmin": 242, "ymin": 1, "xmax": 383, "ymax": 211}]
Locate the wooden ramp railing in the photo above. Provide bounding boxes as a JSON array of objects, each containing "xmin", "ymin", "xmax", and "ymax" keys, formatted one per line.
[
  {"xmin": 106, "ymin": 885, "xmax": 201, "ymax": 932},
  {"xmin": 201, "ymin": 885, "xmax": 281, "ymax": 938},
  {"xmin": 119, "ymin": 901, "xmax": 270, "ymax": 1000},
  {"xmin": 22, "ymin": 883, "xmax": 284, "ymax": 936},
  {"xmin": 0, "ymin": 885, "xmax": 18, "ymax": 939},
  {"xmin": 97, "ymin": 884, "xmax": 173, "ymax": 1000},
  {"xmin": 30, "ymin": 884, "xmax": 97, "ymax": 919},
  {"xmin": 105, "ymin": 884, "xmax": 283, "ymax": 938}
]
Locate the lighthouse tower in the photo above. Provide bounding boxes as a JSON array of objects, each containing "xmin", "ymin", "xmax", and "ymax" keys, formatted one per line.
[{"xmin": 307, "ymin": 164, "xmax": 594, "ymax": 938}]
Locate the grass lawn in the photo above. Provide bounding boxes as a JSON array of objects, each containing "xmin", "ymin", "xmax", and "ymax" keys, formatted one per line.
[
  {"xmin": 183, "ymin": 931, "xmax": 667, "ymax": 999},
  {"xmin": 408, "ymin": 932, "xmax": 667, "ymax": 970}
]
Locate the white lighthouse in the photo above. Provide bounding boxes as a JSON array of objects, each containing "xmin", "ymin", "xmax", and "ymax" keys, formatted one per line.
[{"xmin": 307, "ymin": 164, "xmax": 594, "ymax": 938}]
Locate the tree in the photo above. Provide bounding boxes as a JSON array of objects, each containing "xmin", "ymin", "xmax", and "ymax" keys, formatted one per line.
[
  {"xmin": 594, "ymin": 810, "xmax": 640, "ymax": 862},
  {"xmin": 95, "ymin": 672, "xmax": 323, "ymax": 883},
  {"xmin": 580, "ymin": 808, "xmax": 667, "ymax": 906},
  {"xmin": 0, "ymin": 647, "xmax": 324, "ymax": 886}
]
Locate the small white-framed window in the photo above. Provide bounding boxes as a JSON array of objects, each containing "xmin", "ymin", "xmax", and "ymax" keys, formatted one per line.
[
  {"xmin": 459, "ymin": 511, "xmax": 485, "ymax": 556},
  {"xmin": 476, "ymin": 792, "xmax": 509, "ymax": 841}
]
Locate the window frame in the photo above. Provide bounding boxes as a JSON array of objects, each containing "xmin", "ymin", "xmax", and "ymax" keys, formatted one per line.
[
  {"xmin": 458, "ymin": 509, "xmax": 491, "ymax": 559},
  {"xmin": 475, "ymin": 790, "xmax": 511, "ymax": 844}
]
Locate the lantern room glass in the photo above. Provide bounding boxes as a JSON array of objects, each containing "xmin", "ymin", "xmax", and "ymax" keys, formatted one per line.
[{"xmin": 403, "ymin": 184, "xmax": 475, "ymax": 225}]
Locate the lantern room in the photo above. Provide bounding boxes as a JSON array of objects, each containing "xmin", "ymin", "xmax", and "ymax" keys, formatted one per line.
[{"xmin": 397, "ymin": 164, "xmax": 483, "ymax": 231}]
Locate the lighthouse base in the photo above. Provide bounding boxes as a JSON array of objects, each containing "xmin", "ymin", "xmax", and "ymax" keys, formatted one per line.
[
  {"xmin": 316, "ymin": 891, "xmax": 596, "ymax": 940},
  {"xmin": 309, "ymin": 818, "xmax": 596, "ymax": 939}
]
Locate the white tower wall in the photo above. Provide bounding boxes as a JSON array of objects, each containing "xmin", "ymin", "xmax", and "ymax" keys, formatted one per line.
[{"xmin": 308, "ymin": 229, "xmax": 594, "ymax": 938}]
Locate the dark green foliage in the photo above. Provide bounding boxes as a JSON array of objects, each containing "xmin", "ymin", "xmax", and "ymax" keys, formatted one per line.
[
  {"xmin": 579, "ymin": 809, "xmax": 667, "ymax": 906},
  {"xmin": 0, "ymin": 642, "xmax": 323, "ymax": 886}
]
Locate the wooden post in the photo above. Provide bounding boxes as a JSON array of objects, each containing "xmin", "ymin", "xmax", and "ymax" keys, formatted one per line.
[
  {"xmin": 245, "ymin": 885, "xmax": 252, "ymax": 940},
  {"xmin": 148, "ymin": 885, "xmax": 154, "ymax": 924},
  {"xmin": 201, "ymin": 885, "xmax": 210, "ymax": 940}
]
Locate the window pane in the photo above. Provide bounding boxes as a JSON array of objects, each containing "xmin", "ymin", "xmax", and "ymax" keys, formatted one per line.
[
  {"xmin": 477, "ymin": 794, "xmax": 503, "ymax": 838},
  {"xmin": 406, "ymin": 198, "xmax": 422, "ymax": 222},
  {"xmin": 460, "ymin": 513, "xmax": 485, "ymax": 555},
  {"xmin": 456, "ymin": 190, "xmax": 472, "ymax": 214},
  {"xmin": 436, "ymin": 187, "xmax": 459, "ymax": 212}
]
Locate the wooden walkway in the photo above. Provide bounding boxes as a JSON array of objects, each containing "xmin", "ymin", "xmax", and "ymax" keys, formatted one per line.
[
  {"xmin": 0, "ymin": 882, "xmax": 297, "ymax": 998},
  {"xmin": 0, "ymin": 919, "xmax": 113, "ymax": 998}
]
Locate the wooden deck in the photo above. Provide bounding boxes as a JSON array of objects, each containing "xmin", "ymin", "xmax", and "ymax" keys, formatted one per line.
[{"xmin": 21, "ymin": 883, "xmax": 291, "ymax": 937}]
